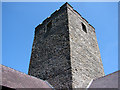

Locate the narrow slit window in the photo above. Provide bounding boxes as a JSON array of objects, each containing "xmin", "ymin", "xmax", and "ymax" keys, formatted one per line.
[
  {"xmin": 47, "ymin": 21, "xmax": 52, "ymax": 31},
  {"xmin": 82, "ymin": 23, "xmax": 87, "ymax": 33},
  {"xmin": 44, "ymin": 21, "xmax": 52, "ymax": 38}
]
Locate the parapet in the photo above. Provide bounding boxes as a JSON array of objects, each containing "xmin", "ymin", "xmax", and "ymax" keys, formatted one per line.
[{"xmin": 35, "ymin": 2, "xmax": 95, "ymax": 34}]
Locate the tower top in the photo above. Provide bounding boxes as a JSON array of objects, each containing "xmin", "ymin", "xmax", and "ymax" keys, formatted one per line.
[
  {"xmin": 60, "ymin": 2, "xmax": 73, "ymax": 9},
  {"xmin": 35, "ymin": 2, "xmax": 95, "ymax": 33}
]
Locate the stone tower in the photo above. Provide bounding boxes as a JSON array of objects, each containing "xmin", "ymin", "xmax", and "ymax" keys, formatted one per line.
[{"xmin": 28, "ymin": 3, "xmax": 105, "ymax": 89}]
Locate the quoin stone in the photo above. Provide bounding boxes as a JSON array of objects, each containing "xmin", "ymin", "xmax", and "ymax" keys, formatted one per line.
[{"xmin": 28, "ymin": 2, "xmax": 105, "ymax": 89}]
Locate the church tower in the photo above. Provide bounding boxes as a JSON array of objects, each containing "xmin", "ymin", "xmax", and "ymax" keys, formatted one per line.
[{"xmin": 28, "ymin": 3, "xmax": 105, "ymax": 88}]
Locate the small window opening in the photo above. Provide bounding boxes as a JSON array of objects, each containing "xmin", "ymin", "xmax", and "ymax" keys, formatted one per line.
[
  {"xmin": 82, "ymin": 23, "xmax": 87, "ymax": 33},
  {"xmin": 47, "ymin": 21, "xmax": 52, "ymax": 31},
  {"xmin": 44, "ymin": 21, "xmax": 52, "ymax": 38}
]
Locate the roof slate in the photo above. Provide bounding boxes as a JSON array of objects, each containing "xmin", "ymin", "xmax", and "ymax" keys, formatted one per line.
[
  {"xmin": 89, "ymin": 70, "xmax": 120, "ymax": 88},
  {"xmin": 0, "ymin": 64, "xmax": 52, "ymax": 89},
  {"xmin": 0, "ymin": 64, "xmax": 119, "ymax": 89}
]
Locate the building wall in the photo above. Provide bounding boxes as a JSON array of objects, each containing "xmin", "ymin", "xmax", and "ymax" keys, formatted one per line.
[
  {"xmin": 28, "ymin": 5, "xmax": 72, "ymax": 89},
  {"xmin": 67, "ymin": 5, "xmax": 105, "ymax": 88},
  {"xmin": 28, "ymin": 3, "xmax": 105, "ymax": 89}
]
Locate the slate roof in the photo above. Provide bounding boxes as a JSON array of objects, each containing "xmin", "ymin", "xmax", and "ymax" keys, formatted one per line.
[
  {"xmin": 0, "ymin": 64, "xmax": 119, "ymax": 89},
  {"xmin": 0, "ymin": 64, "xmax": 52, "ymax": 89},
  {"xmin": 89, "ymin": 70, "xmax": 120, "ymax": 88}
]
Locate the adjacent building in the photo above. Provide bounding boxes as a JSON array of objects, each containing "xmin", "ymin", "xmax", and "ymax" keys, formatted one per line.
[{"xmin": 1, "ymin": 2, "xmax": 119, "ymax": 90}]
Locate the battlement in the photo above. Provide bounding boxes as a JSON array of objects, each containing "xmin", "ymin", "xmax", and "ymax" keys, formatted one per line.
[{"xmin": 35, "ymin": 2, "xmax": 95, "ymax": 34}]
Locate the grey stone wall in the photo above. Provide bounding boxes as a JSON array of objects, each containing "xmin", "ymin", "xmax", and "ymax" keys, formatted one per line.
[
  {"xmin": 67, "ymin": 5, "xmax": 105, "ymax": 88},
  {"xmin": 28, "ymin": 4, "xmax": 72, "ymax": 89},
  {"xmin": 28, "ymin": 3, "xmax": 105, "ymax": 89}
]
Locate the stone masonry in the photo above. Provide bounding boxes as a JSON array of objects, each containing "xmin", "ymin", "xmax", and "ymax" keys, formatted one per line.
[{"xmin": 28, "ymin": 3, "xmax": 105, "ymax": 89}]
